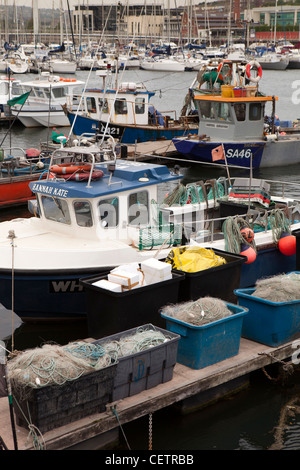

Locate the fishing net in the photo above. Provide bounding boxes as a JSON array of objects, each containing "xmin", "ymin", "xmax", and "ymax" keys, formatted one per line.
[
  {"xmin": 137, "ymin": 223, "xmax": 182, "ymax": 250},
  {"xmin": 7, "ymin": 341, "xmax": 111, "ymax": 399},
  {"xmin": 162, "ymin": 297, "xmax": 232, "ymax": 326},
  {"xmin": 101, "ymin": 327, "xmax": 171, "ymax": 361},
  {"xmin": 252, "ymin": 272, "xmax": 300, "ymax": 303}
]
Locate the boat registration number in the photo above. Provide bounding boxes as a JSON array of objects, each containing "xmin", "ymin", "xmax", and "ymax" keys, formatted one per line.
[
  {"xmin": 98, "ymin": 124, "xmax": 121, "ymax": 135},
  {"xmin": 226, "ymin": 148, "xmax": 252, "ymax": 159}
]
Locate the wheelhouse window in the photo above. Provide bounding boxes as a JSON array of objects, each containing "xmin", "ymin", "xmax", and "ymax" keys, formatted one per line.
[
  {"xmin": 74, "ymin": 201, "xmax": 93, "ymax": 227},
  {"xmin": 98, "ymin": 97, "xmax": 108, "ymax": 113},
  {"xmin": 128, "ymin": 190, "xmax": 149, "ymax": 226},
  {"xmin": 41, "ymin": 195, "xmax": 71, "ymax": 224},
  {"xmin": 52, "ymin": 87, "xmax": 67, "ymax": 98},
  {"xmin": 234, "ymin": 103, "xmax": 246, "ymax": 121},
  {"xmin": 198, "ymin": 100, "xmax": 214, "ymax": 119},
  {"xmin": 249, "ymin": 102, "xmax": 262, "ymax": 121},
  {"xmin": 98, "ymin": 197, "xmax": 119, "ymax": 228},
  {"xmin": 0, "ymin": 82, "xmax": 8, "ymax": 96},
  {"xmin": 12, "ymin": 83, "xmax": 23, "ymax": 95},
  {"xmin": 214, "ymin": 102, "xmax": 232, "ymax": 121},
  {"xmin": 86, "ymin": 96, "xmax": 96, "ymax": 113},
  {"xmin": 33, "ymin": 87, "xmax": 45, "ymax": 98},
  {"xmin": 115, "ymin": 98, "xmax": 127, "ymax": 115},
  {"xmin": 135, "ymin": 97, "xmax": 145, "ymax": 114}
]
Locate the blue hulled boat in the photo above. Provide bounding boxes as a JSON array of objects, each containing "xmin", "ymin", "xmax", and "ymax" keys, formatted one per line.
[
  {"xmin": 66, "ymin": 69, "xmax": 199, "ymax": 144},
  {"xmin": 172, "ymin": 59, "xmax": 300, "ymax": 169}
]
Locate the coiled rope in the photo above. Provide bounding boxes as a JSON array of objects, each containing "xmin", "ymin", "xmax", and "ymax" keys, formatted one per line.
[
  {"xmin": 222, "ymin": 216, "xmax": 256, "ymax": 254},
  {"xmin": 269, "ymin": 208, "xmax": 291, "ymax": 244}
]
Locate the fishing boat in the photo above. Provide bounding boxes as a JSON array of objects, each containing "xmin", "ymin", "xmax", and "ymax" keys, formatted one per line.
[
  {"xmin": 0, "ymin": 134, "xmax": 298, "ymax": 323},
  {"xmin": 0, "ymin": 136, "xmax": 186, "ymax": 321},
  {"xmin": 66, "ymin": 68, "xmax": 199, "ymax": 144},
  {"xmin": 0, "ymin": 147, "xmax": 50, "ymax": 208},
  {"xmin": 10, "ymin": 72, "xmax": 84, "ymax": 128},
  {"xmin": 172, "ymin": 59, "xmax": 300, "ymax": 169},
  {"xmin": 0, "ymin": 75, "xmax": 21, "ymax": 113}
]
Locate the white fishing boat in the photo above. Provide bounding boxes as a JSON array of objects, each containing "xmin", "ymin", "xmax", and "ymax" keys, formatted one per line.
[{"xmin": 10, "ymin": 72, "xmax": 84, "ymax": 128}]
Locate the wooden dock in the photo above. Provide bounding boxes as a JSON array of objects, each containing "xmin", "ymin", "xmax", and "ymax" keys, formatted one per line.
[
  {"xmin": 0, "ymin": 337, "xmax": 297, "ymax": 450},
  {"xmin": 126, "ymin": 140, "xmax": 178, "ymax": 161}
]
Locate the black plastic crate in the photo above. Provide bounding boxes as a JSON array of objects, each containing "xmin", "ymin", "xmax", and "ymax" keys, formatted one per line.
[
  {"xmin": 12, "ymin": 360, "xmax": 117, "ymax": 433},
  {"xmin": 172, "ymin": 248, "xmax": 247, "ymax": 303},
  {"xmin": 93, "ymin": 324, "xmax": 180, "ymax": 401},
  {"xmin": 80, "ymin": 272, "xmax": 185, "ymax": 339}
]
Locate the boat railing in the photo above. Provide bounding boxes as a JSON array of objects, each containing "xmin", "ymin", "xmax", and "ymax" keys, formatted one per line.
[
  {"xmin": 263, "ymin": 178, "xmax": 300, "ymax": 200},
  {"xmin": 46, "ymin": 135, "xmax": 118, "ymax": 187},
  {"xmin": 178, "ymin": 201, "xmax": 300, "ymax": 245}
]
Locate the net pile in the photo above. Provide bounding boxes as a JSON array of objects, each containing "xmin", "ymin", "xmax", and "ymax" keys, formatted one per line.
[
  {"xmin": 101, "ymin": 327, "xmax": 170, "ymax": 360},
  {"xmin": 252, "ymin": 273, "xmax": 300, "ymax": 302},
  {"xmin": 163, "ymin": 297, "xmax": 232, "ymax": 326},
  {"xmin": 7, "ymin": 341, "xmax": 111, "ymax": 397}
]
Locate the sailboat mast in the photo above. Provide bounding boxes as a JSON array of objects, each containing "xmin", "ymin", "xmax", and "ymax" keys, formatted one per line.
[{"xmin": 32, "ymin": 0, "xmax": 39, "ymax": 45}]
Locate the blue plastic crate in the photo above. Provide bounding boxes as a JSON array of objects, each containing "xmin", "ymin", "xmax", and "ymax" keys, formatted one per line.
[
  {"xmin": 234, "ymin": 287, "xmax": 300, "ymax": 347},
  {"xmin": 161, "ymin": 303, "xmax": 248, "ymax": 369}
]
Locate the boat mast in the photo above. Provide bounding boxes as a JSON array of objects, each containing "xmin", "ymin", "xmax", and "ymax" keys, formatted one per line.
[
  {"xmin": 32, "ymin": 0, "xmax": 39, "ymax": 45},
  {"xmin": 273, "ymin": 0, "xmax": 278, "ymax": 45}
]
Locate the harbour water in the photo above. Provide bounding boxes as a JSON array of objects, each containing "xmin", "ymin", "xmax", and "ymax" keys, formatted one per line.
[{"xmin": 1, "ymin": 67, "xmax": 300, "ymax": 451}]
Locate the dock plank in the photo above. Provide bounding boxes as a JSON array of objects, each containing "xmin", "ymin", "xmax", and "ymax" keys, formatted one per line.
[
  {"xmin": 0, "ymin": 337, "xmax": 296, "ymax": 450},
  {"xmin": 126, "ymin": 140, "xmax": 178, "ymax": 160}
]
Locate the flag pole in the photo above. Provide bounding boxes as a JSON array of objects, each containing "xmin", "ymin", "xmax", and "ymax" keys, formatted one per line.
[
  {"xmin": 222, "ymin": 144, "xmax": 232, "ymax": 186},
  {"xmin": 0, "ymin": 91, "xmax": 31, "ymax": 148}
]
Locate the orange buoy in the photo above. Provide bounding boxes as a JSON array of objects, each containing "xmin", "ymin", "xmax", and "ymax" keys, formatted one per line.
[
  {"xmin": 240, "ymin": 243, "xmax": 257, "ymax": 264},
  {"xmin": 240, "ymin": 226, "xmax": 255, "ymax": 243},
  {"xmin": 278, "ymin": 232, "xmax": 296, "ymax": 256}
]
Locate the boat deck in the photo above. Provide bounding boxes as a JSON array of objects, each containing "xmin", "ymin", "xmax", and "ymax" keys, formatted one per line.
[{"xmin": 0, "ymin": 336, "xmax": 296, "ymax": 450}]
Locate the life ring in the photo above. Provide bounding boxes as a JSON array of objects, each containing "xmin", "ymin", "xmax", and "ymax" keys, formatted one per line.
[
  {"xmin": 63, "ymin": 169, "xmax": 104, "ymax": 182},
  {"xmin": 217, "ymin": 60, "xmax": 232, "ymax": 81},
  {"xmin": 50, "ymin": 163, "xmax": 92, "ymax": 175},
  {"xmin": 245, "ymin": 60, "xmax": 262, "ymax": 83}
]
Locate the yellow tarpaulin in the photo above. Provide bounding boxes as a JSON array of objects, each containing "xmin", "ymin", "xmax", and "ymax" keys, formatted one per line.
[{"xmin": 165, "ymin": 246, "xmax": 226, "ymax": 273}]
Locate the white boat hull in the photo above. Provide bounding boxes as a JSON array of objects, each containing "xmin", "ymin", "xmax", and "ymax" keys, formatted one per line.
[
  {"xmin": 12, "ymin": 108, "xmax": 70, "ymax": 128},
  {"xmin": 140, "ymin": 59, "xmax": 185, "ymax": 72}
]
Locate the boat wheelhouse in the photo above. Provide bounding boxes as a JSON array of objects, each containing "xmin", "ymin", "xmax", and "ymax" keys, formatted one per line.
[
  {"xmin": 66, "ymin": 69, "xmax": 198, "ymax": 143},
  {"xmin": 10, "ymin": 72, "xmax": 84, "ymax": 128},
  {"xmin": 0, "ymin": 139, "xmax": 189, "ymax": 321}
]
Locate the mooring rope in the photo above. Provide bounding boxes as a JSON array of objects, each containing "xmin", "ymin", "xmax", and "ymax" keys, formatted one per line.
[{"xmin": 222, "ymin": 216, "xmax": 256, "ymax": 254}]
